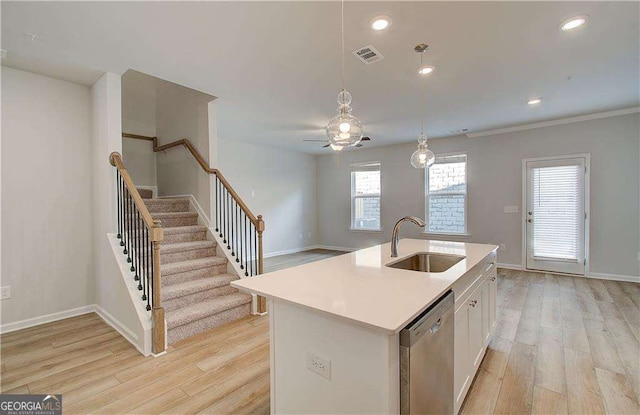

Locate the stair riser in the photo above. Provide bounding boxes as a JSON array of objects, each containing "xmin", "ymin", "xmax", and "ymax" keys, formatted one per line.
[
  {"xmin": 161, "ymin": 247, "xmax": 216, "ymax": 264},
  {"xmin": 163, "ymin": 286, "xmax": 238, "ymax": 312},
  {"xmin": 145, "ymin": 201, "xmax": 191, "ymax": 213},
  {"xmin": 163, "ymin": 231, "xmax": 207, "ymax": 244},
  {"xmin": 162, "ymin": 265, "xmax": 228, "ymax": 285},
  {"xmin": 156, "ymin": 216, "xmax": 198, "ymax": 227},
  {"xmin": 167, "ymin": 303, "xmax": 251, "ymax": 344}
]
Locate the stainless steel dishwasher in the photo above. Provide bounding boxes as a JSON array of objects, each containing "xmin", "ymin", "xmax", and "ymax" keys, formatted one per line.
[{"xmin": 400, "ymin": 290, "xmax": 454, "ymax": 415}]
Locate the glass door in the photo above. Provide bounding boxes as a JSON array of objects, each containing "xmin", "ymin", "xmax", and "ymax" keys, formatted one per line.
[{"xmin": 525, "ymin": 157, "xmax": 587, "ymax": 275}]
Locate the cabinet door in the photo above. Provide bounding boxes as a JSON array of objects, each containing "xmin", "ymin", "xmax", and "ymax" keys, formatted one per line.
[
  {"xmin": 468, "ymin": 283, "xmax": 485, "ymax": 370},
  {"xmin": 488, "ymin": 271, "xmax": 497, "ymax": 334},
  {"xmin": 454, "ymin": 305, "xmax": 470, "ymax": 414},
  {"xmin": 481, "ymin": 279, "xmax": 492, "ymax": 345}
]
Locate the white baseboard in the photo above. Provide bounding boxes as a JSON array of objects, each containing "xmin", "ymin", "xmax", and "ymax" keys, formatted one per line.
[
  {"xmin": 497, "ymin": 262, "xmax": 639, "ymax": 283},
  {"xmin": 264, "ymin": 246, "xmax": 319, "ymax": 258},
  {"xmin": 588, "ymin": 272, "xmax": 640, "ymax": 283},
  {"xmin": 497, "ymin": 263, "xmax": 523, "ymax": 270},
  {"xmin": 313, "ymin": 244, "xmax": 356, "ymax": 252},
  {"xmin": 0, "ymin": 305, "xmax": 95, "ymax": 334},
  {"xmin": 94, "ymin": 304, "xmax": 146, "ymax": 355}
]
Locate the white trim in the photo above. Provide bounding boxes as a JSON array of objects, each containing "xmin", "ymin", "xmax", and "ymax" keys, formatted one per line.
[
  {"xmin": 264, "ymin": 245, "xmax": 319, "ymax": 258},
  {"xmin": 496, "ymin": 263, "xmax": 639, "ymax": 283},
  {"xmin": 0, "ymin": 305, "xmax": 95, "ymax": 334},
  {"xmin": 587, "ymin": 272, "xmax": 640, "ymax": 284},
  {"xmin": 94, "ymin": 304, "xmax": 146, "ymax": 356},
  {"xmin": 349, "ymin": 228, "xmax": 383, "ymax": 233},
  {"xmin": 496, "ymin": 263, "xmax": 523, "ymax": 270},
  {"xmin": 313, "ymin": 245, "xmax": 355, "ymax": 252},
  {"xmin": 467, "ymin": 107, "xmax": 640, "ymax": 138},
  {"xmin": 521, "ymin": 154, "xmax": 591, "ymax": 276}
]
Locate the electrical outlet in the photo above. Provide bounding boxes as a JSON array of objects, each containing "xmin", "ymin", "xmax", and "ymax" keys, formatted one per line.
[
  {"xmin": 307, "ymin": 352, "xmax": 331, "ymax": 380},
  {"xmin": 499, "ymin": 244, "xmax": 506, "ymax": 251},
  {"xmin": 504, "ymin": 206, "xmax": 519, "ymax": 213},
  {"xmin": 1, "ymin": 286, "xmax": 11, "ymax": 300},
  {"xmin": 251, "ymin": 190, "xmax": 255, "ymax": 197}
]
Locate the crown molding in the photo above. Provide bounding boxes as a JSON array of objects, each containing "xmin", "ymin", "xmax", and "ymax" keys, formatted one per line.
[{"xmin": 466, "ymin": 107, "xmax": 640, "ymax": 138}]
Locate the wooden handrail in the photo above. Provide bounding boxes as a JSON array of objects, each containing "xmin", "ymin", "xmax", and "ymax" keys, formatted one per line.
[
  {"xmin": 109, "ymin": 152, "xmax": 163, "ymax": 242},
  {"xmin": 109, "ymin": 150, "xmax": 165, "ymax": 353},
  {"xmin": 124, "ymin": 133, "xmax": 266, "ymax": 313},
  {"xmin": 122, "ymin": 133, "xmax": 262, "ymax": 227}
]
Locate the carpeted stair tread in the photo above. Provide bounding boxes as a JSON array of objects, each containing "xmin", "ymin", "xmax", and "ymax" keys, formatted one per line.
[
  {"xmin": 160, "ymin": 240, "xmax": 216, "ymax": 254},
  {"xmin": 166, "ymin": 293, "xmax": 252, "ymax": 329},
  {"xmin": 152, "ymin": 212, "xmax": 198, "ymax": 219},
  {"xmin": 163, "ymin": 274, "xmax": 239, "ymax": 301},
  {"xmin": 144, "ymin": 198, "xmax": 191, "ymax": 213},
  {"xmin": 163, "ymin": 225, "xmax": 208, "ymax": 235},
  {"xmin": 161, "ymin": 257, "xmax": 227, "ymax": 276}
]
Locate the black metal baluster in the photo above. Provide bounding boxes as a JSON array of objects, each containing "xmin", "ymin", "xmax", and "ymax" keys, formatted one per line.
[
  {"xmin": 231, "ymin": 198, "xmax": 235, "ymax": 257},
  {"xmin": 120, "ymin": 176, "xmax": 125, "ymax": 247},
  {"xmin": 116, "ymin": 172, "xmax": 122, "ymax": 239},
  {"xmin": 223, "ymin": 189, "xmax": 227, "ymax": 244},
  {"xmin": 145, "ymin": 228, "xmax": 151, "ymax": 311},
  {"xmin": 137, "ymin": 212, "xmax": 143, "ymax": 290},
  {"xmin": 125, "ymin": 189, "xmax": 131, "ymax": 261},
  {"xmin": 244, "ymin": 216, "xmax": 249, "ymax": 276},
  {"xmin": 227, "ymin": 190, "xmax": 232, "ymax": 249},
  {"xmin": 132, "ymin": 208, "xmax": 138, "ymax": 274},
  {"xmin": 238, "ymin": 209, "xmax": 243, "ymax": 265},
  {"xmin": 150, "ymin": 238, "xmax": 155, "ymax": 309},
  {"xmin": 218, "ymin": 180, "xmax": 223, "ymax": 238},
  {"xmin": 141, "ymin": 224, "xmax": 147, "ymax": 301},
  {"xmin": 215, "ymin": 176, "xmax": 219, "ymax": 233}
]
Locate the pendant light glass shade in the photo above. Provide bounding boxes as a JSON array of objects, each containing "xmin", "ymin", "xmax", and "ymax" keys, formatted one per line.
[
  {"xmin": 411, "ymin": 133, "xmax": 435, "ymax": 168},
  {"xmin": 326, "ymin": 90, "xmax": 363, "ymax": 148}
]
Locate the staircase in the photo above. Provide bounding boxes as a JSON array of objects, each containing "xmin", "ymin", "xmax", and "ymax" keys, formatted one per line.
[{"xmin": 144, "ymin": 197, "xmax": 252, "ymax": 344}]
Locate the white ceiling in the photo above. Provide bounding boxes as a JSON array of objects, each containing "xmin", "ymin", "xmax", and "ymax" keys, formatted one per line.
[{"xmin": 2, "ymin": 1, "xmax": 639, "ymax": 154}]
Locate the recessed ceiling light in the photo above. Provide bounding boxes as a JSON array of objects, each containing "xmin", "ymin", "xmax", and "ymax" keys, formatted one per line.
[
  {"xmin": 527, "ymin": 98, "xmax": 542, "ymax": 105},
  {"xmin": 560, "ymin": 15, "xmax": 588, "ymax": 31},
  {"xmin": 370, "ymin": 15, "xmax": 392, "ymax": 31},
  {"xmin": 417, "ymin": 65, "xmax": 435, "ymax": 75}
]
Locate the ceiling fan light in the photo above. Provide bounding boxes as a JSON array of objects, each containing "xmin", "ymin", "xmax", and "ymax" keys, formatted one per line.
[{"xmin": 330, "ymin": 143, "xmax": 344, "ymax": 152}]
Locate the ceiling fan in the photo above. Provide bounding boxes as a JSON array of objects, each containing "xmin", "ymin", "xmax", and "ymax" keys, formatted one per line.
[{"xmin": 303, "ymin": 136, "xmax": 372, "ymax": 149}]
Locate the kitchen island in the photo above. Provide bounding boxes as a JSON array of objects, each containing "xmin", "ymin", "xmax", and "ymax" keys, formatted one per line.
[{"xmin": 232, "ymin": 239, "xmax": 498, "ymax": 414}]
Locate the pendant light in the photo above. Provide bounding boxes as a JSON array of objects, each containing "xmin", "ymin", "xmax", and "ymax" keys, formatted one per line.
[
  {"xmin": 326, "ymin": 0, "xmax": 363, "ymax": 150},
  {"xmin": 410, "ymin": 43, "xmax": 435, "ymax": 169}
]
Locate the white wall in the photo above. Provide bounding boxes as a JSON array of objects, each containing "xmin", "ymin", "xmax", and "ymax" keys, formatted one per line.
[
  {"xmin": 121, "ymin": 74, "xmax": 157, "ymax": 188},
  {"xmin": 1, "ymin": 67, "xmax": 94, "ymax": 324},
  {"xmin": 218, "ymin": 139, "xmax": 318, "ymax": 255},
  {"xmin": 317, "ymin": 113, "xmax": 640, "ymax": 278},
  {"xmin": 156, "ymin": 83, "xmax": 214, "ymax": 215},
  {"xmin": 91, "ymin": 72, "xmax": 147, "ymax": 349}
]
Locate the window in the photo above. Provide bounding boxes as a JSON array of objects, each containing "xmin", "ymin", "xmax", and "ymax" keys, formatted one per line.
[
  {"xmin": 425, "ymin": 154, "xmax": 467, "ymax": 234},
  {"xmin": 351, "ymin": 162, "xmax": 381, "ymax": 231}
]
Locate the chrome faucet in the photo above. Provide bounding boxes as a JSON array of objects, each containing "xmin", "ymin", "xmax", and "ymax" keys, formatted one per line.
[{"xmin": 391, "ymin": 216, "xmax": 427, "ymax": 257}]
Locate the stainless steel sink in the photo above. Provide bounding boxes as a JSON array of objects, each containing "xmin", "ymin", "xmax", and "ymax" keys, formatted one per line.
[{"xmin": 386, "ymin": 252, "xmax": 465, "ymax": 273}]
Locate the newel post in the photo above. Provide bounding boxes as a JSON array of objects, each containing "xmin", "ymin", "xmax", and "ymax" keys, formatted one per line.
[
  {"xmin": 151, "ymin": 220, "xmax": 166, "ymax": 354},
  {"xmin": 256, "ymin": 215, "xmax": 267, "ymax": 313}
]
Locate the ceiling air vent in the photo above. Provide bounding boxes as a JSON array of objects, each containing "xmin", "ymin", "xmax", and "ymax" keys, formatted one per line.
[{"xmin": 352, "ymin": 45, "xmax": 385, "ymax": 64}]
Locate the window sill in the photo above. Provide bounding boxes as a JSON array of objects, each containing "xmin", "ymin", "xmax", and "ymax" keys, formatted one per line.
[
  {"xmin": 422, "ymin": 231, "xmax": 471, "ymax": 238},
  {"xmin": 349, "ymin": 228, "xmax": 383, "ymax": 233}
]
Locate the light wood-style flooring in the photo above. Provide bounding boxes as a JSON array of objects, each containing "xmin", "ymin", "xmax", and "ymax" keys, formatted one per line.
[
  {"xmin": 263, "ymin": 248, "xmax": 345, "ymax": 273},
  {"xmin": 1, "ymin": 268, "xmax": 638, "ymax": 414},
  {"xmin": 461, "ymin": 269, "xmax": 640, "ymax": 415}
]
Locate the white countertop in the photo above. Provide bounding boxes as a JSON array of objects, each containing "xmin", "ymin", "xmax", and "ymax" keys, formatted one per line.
[{"xmin": 232, "ymin": 239, "xmax": 498, "ymax": 334}]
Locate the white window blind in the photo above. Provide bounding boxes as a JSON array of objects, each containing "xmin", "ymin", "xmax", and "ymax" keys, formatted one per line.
[
  {"xmin": 351, "ymin": 162, "xmax": 381, "ymax": 230},
  {"xmin": 532, "ymin": 164, "xmax": 581, "ymax": 261}
]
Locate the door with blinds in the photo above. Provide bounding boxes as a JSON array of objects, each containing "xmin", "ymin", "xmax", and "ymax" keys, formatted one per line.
[{"xmin": 525, "ymin": 156, "xmax": 587, "ymax": 275}]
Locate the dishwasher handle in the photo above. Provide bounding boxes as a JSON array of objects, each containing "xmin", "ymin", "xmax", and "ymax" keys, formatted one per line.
[{"xmin": 400, "ymin": 290, "xmax": 454, "ymax": 347}]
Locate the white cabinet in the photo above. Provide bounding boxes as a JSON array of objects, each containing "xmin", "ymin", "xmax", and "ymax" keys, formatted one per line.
[{"xmin": 453, "ymin": 252, "xmax": 497, "ymax": 414}]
